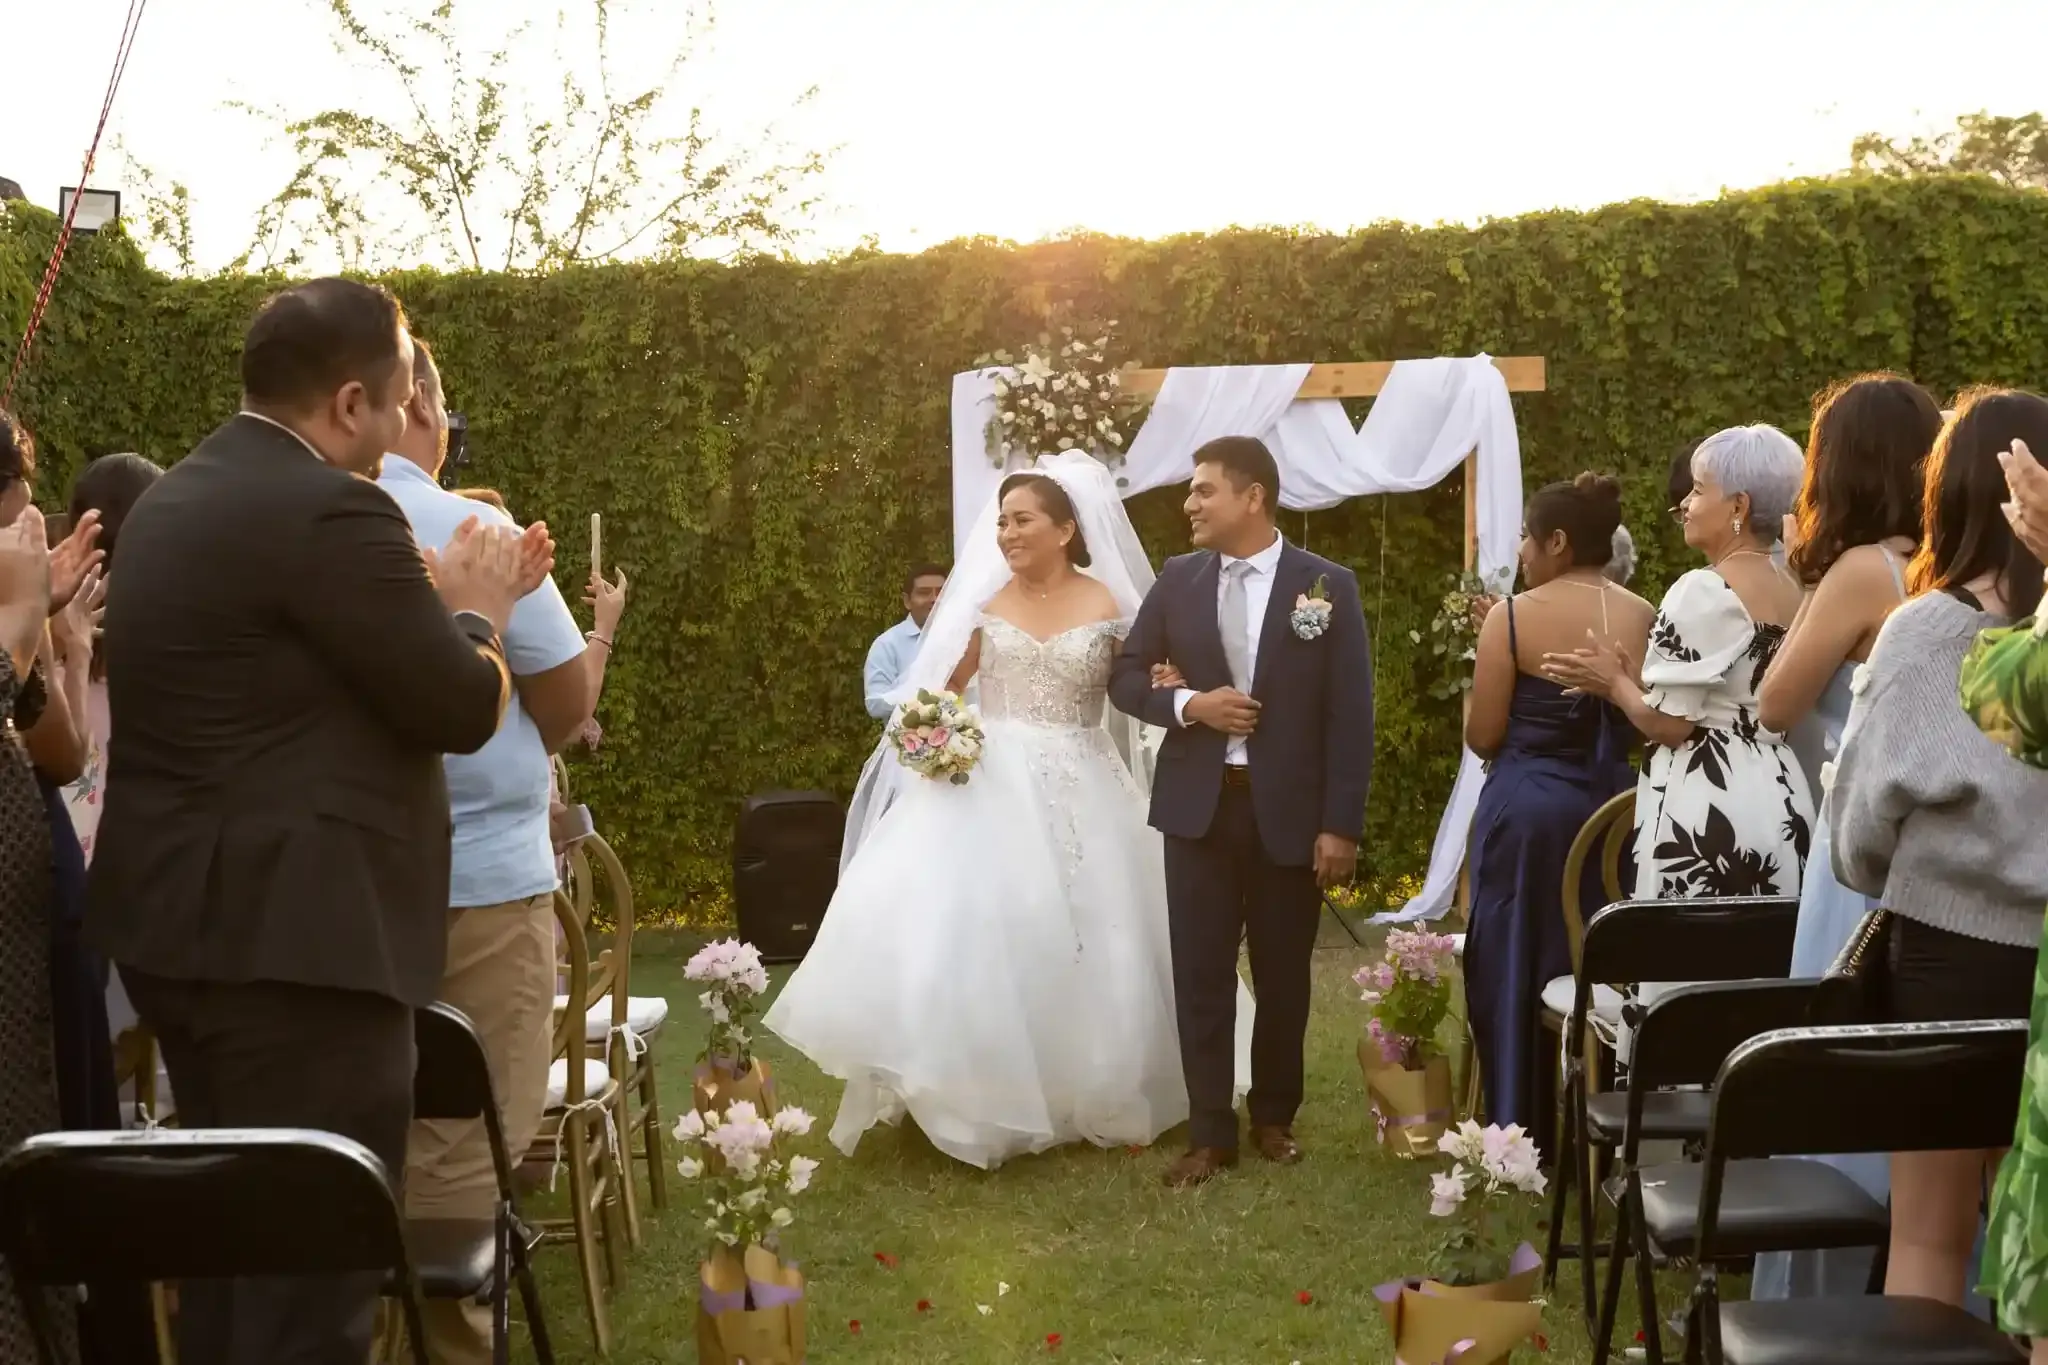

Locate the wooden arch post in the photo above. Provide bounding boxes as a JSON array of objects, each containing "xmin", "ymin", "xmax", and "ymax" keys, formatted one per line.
[{"xmin": 1118, "ymin": 356, "xmax": 1550, "ymax": 919}]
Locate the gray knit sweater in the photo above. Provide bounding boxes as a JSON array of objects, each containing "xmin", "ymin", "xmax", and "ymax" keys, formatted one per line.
[{"xmin": 1830, "ymin": 591, "xmax": 2048, "ymax": 948}]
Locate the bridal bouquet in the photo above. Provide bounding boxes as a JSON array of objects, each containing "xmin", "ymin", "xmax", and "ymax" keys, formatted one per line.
[
  {"xmin": 685, "ymin": 938, "xmax": 778, "ymax": 1121},
  {"xmin": 678, "ymin": 1101, "xmax": 819, "ymax": 1365},
  {"xmin": 1373, "ymin": 1121, "xmax": 1547, "ymax": 1365},
  {"xmin": 890, "ymin": 690, "xmax": 985, "ymax": 785},
  {"xmin": 1355, "ymin": 928, "xmax": 1460, "ymax": 1156}
]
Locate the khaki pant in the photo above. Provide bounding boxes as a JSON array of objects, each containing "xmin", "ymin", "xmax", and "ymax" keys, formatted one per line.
[{"xmin": 406, "ymin": 894, "xmax": 557, "ymax": 1365}]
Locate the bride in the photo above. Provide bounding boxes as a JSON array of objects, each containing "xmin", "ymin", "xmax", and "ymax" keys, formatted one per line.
[{"xmin": 765, "ymin": 451, "xmax": 1251, "ymax": 1169}]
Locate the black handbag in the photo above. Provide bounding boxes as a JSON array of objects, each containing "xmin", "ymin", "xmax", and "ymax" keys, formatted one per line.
[{"xmin": 1811, "ymin": 908, "xmax": 1894, "ymax": 1025}]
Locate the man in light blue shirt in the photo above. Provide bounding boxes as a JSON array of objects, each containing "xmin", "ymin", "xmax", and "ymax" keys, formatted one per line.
[
  {"xmin": 864, "ymin": 563, "xmax": 945, "ymax": 720},
  {"xmin": 377, "ymin": 340, "xmax": 610, "ymax": 1364}
]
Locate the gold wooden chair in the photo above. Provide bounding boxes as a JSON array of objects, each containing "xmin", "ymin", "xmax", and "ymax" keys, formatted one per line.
[
  {"xmin": 563, "ymin": 834, "xmax": 669, "ymax": 1250},
  {"xmin": 530, "ymin": 890, "xmax": 629, "ymax": 1355},
  {"xmin": 1538, "ymin": 789, "xmax": 1635, "ymax": 1322}
]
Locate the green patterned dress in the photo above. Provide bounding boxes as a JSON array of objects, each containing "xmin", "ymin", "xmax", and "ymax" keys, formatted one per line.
[{"xmin": 1963, "ymin": 613, "xmax": 2048, "ymax": 1334}]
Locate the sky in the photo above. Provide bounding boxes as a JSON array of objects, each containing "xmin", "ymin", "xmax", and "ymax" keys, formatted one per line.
[{"xmin": 8, "ymin": 0, "xmax": 2048, "ymax": 271}]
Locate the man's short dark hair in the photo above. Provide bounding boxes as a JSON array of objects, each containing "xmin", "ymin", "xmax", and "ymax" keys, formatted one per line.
[
  {"xmin": 241, "ymin": 278, "xmax": 408, "ymax": 412},
  {"xmin": 1193, "ymin": 435, "xmax": 1281, "ymax": 509},
  {"xmin": 903, "ymin": 563, "xmax": 946, "ymax": 595},
  {"xmin": 412, "ymin": 336, "xmax": 440, "ymax": 395}
]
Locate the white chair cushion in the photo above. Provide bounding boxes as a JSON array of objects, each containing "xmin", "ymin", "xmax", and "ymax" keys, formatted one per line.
[
  {"xmin": 545, "ymin": 1057, "xmax": 612, "ymax": 1109},
  {"xmin": 553, "ymin": 994, "xmax": 671, "ymax": 1044},
  {"xmin": 1540, "ymin": 976, "xmax": 1625, "ymax": 1025}
]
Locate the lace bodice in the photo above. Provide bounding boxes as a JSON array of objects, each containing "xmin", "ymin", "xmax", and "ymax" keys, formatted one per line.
[{"xmin": 976, "ymin": 615, "xmax": 1128, "ymax": 729}]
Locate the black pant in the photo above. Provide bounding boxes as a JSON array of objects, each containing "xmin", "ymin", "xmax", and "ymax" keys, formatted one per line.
[
  {"xmin": 1163, "ymin": 781, "xmax": 1320, "ymax": 1150},
  {"xmin": 120, "ymin": 968, "xmax": 415, "ymax": 1365}
]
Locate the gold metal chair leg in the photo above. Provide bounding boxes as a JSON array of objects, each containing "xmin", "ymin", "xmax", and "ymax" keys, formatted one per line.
[
  {"xmin": 639, "ymin": 1056, "xmax": 667, "ymax": 1211},
  {"xmin": 608, "ymin": 1050, "xmax": 643, "ymax": 1250},
  {"xmin": 564, "ymin": 1121, "xmax": 613, "ymax": 1356}
]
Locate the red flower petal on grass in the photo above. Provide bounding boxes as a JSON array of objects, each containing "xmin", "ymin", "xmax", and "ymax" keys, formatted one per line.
[
  {"xmin": 1296, "ymin": 1290, "xmax": 1314, "ymax": 1306},
  {"xmin": 1634, "ymin": 1330, "xmax": 1646, "ymax": 1343},
  {"xmin": 848, "ymin": 1319, "xmax": 862, "ymax": 1334},
  {"xmin": 1046, "ymin": 1333, "xmax": 1063, "ymax": 1351},
  {"xmin": 873, "ymin": 1251, "xmax": 900, "ymax": 1270},
  {"xmin": 1534, "ymin": 1332, "xmax": 1550, "ymax": 1352},
  {"xmin": 1124, "ymin": 1145, "xmax": 1144, "ymax": 1155},
  {"xmin": 915, "ymin": 1299, "xmax": 932, "ymax": 1314}
]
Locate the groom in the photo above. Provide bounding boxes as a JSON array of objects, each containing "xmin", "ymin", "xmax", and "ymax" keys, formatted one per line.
[{"xmin": 1110, "ymin": 435, "xmax": 1374, "ymax": 1189}]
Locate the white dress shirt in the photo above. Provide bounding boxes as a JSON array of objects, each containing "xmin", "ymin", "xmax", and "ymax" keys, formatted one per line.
[{"xmin": 1173, "ymin": 532, "xmax": 1285, "ymax": 766}]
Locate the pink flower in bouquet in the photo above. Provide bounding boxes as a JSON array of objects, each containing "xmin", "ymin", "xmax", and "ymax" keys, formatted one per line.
[
  {"xmin": 929, "ymin": 727, "xmax": 951, "ymax": 747},
  {"xmin": 1386, "ymin": 927, "xmax": 1458, "ymax": 985},
  {"xmin": 901, "ymin": 733, "xmax": 925, "ymax": 754},
  {"xmin": 1365, "ymin": 1016, "xmax": 1410, "ymax": 1066}
]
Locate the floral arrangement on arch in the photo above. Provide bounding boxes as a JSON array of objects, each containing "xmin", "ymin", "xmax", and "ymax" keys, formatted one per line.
[
  {"xmin": 686, "ymin": 938, "xmax": 771, "ymax": 1071},
  {"xmin": 978, "ymin": 322, "xmax": 1131, "ymax": 474},
  {"xmin": 1415, "ymin": 567, "xmax": 1515, "ymax": 700},
  {"xmin": 1356, "ymin": 927, "xmax": 1459, "ymax": 1069}
]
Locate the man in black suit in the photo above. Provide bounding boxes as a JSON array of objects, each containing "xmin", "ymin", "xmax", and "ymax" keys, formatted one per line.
[
  {"xmin": 1109, "ymin": 435, "xmax": 1374, "ymax": 1189},
  {"xmin": 86, "ymin": 278, "xmax": 553, "ymax": 1364}
]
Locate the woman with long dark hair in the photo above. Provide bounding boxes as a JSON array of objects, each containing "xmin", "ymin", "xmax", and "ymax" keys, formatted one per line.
[
  {"xmin": 1832, "ymin": 388, "xmax": 2048, "ymax": 1310},
  {"xmin": 1750, "ymin": 375, "xmax": 1939, "ymax": 1301}
]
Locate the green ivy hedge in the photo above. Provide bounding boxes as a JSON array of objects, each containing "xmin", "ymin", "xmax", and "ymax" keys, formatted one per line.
[{"xmin": 8, "ymin": 174, "xmax": 2048, "ymax": 919}]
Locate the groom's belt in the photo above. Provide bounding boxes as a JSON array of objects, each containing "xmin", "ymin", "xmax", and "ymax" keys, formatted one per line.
[{"xmin": 1220, "ymin": 764, "xmax": 1252, "ymax": 789}]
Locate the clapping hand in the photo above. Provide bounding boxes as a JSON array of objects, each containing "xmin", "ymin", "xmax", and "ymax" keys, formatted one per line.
[
  {"xmin": 514, "ymin": 522, "xmax": 556, "ymax": 598},
  {"xmin": 1541, "ymin": 630, "xmax": 1629, "ymax": 699},
  {"xmin": 424, "ymin": 516, "xmax": 529, "ymax": 635},
  {"xmin": 53, "ymin": 567, "xmax": 104, "ymax": 665},
  {"xmin": 48, "ymin": 510, "xmax": 104, "ymax": 614},
  {"xmin": 0, "ymin": 507, "xmax": 52, "ymax": 668},
  {"xmin": 2001, "ymin": 439, "xmax": 2048, "ymax": 565}
]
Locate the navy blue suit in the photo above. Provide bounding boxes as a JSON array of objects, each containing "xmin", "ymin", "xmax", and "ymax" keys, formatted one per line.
[{"xmin": 1110, "ymin": 541, "xmax": 1373, "ymax": 1148}]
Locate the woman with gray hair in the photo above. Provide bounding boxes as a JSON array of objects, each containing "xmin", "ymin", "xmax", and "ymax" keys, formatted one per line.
[{"xmin": 1546, "ymin": 423, "xmax": 1815, "ymax": 900}]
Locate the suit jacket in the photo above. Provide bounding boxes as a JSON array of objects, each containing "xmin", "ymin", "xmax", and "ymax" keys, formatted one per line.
[
  {"xmin": 1109, "ymin": 542, "xmax": 1374, "ymax": 866},
  {"xmin": 86, "ymin": 415, "xmax": 510, "ymax": 1007}
]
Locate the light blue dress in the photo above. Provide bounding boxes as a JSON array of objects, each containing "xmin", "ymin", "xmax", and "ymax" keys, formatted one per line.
[{"xmin": 1750, "ymin": 660, "xmax": 1886, "ymax": 1300}]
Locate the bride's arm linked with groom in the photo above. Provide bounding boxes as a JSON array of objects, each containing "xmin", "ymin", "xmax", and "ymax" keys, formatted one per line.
[{"xmin": 1107, "ymin": 434, "xmax": 1375, "ymax": 1186}]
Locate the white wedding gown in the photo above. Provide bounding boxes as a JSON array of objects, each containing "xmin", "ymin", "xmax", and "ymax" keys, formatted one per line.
[{"xmin": 765, "ymin": 614, "xmax": 1253, "ymax": 1169}]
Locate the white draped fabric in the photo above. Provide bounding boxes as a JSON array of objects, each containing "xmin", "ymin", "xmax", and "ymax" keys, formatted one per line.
[{"xmin": 949, "ymin": 357, "xmax": 1526, "ymax": 922}]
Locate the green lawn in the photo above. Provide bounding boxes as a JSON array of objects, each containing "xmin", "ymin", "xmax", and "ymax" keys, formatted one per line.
[{"xmin": 525, "ymin": 923, "xmax": 1685, "ymax": 1363}]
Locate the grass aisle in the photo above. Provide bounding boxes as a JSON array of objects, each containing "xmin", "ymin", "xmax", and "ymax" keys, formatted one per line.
[{"xmin": 529, "ymin": 923, "xmax": 1651, "ymax": 1364}]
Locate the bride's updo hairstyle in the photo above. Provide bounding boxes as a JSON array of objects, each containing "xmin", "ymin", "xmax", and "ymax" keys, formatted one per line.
[
  {"xmin": 998, "ymin": 471, "xmax": 1093, "ymax": 568},
  {"xmin": 1525, "ymin": 472, "xmax": 1624, "ymax": 568}
]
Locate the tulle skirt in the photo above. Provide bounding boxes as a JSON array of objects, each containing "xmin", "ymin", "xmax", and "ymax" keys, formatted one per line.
[{"xmin": 765, "ymin": 717, "xmax": 1252, "ymax": 1169}]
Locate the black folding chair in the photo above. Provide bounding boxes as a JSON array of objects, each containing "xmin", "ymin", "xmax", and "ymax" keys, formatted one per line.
[
  {"xmin": 406, "ymin": 1003, "xmax": 555, "ymax": 1365},
  {"xmin": 1685, "ymin": 1020, "xmax": 2028, "ymax": 1365},
  {"xmin": 1545, "ymin": 896, "xmax": 1799, "ymax": 1329},
  {"xmin": 0, "ymin": 1127, "xmax": 427, "ymax": 1365},
  {"xmin": 1589, "ymin": 979, "xmax": 1866, "ymax": 1365}
]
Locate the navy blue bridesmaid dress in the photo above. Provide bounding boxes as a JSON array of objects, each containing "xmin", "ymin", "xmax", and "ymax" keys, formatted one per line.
[{"xmin": 1462, "ymin": 599, "xmax": 1633, "ymax": 1153}]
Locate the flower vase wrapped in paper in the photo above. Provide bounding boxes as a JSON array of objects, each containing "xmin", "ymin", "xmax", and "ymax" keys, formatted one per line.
[
  {"xmin": 685, "ymin": 938, "xmax": 779, "ymax": 1122},
  {"xmin": 1355, "ymin": 928, "xmax": 1460, "ymax": 1157},
  {"xmin": 696, "ymin": 1244, "xmax": 808, "ymax": 1365},
  {"xmin": 1375, "ymin": 1121, "xmax": 1548, "ymax": 1365},
  {"xmin": 676, "ymin": 1100, "xmax": 821, "ymax": 1365}
]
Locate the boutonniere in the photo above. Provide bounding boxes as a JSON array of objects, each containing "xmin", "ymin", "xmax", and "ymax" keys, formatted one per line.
[{"xmin": 1291, "ymin": 576, "xmax": 1334, "ymax": 641}]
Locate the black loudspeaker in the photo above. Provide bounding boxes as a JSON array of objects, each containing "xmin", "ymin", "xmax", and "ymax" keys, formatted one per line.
[{"xmin": 734, "ymin": 791, "xmax": 843, "ymax": 963}]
